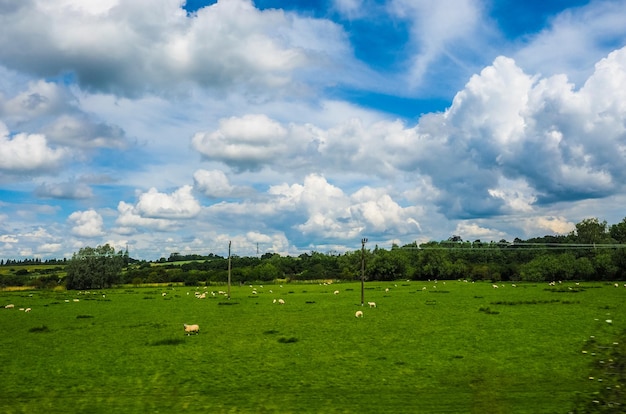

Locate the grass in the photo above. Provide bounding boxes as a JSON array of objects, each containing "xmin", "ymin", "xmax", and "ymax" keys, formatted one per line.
[{"xmin": 0, "ymin": 281, "xmax": 624, "ymax": 413}]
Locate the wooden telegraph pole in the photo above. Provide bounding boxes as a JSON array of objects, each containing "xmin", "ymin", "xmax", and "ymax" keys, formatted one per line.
[
  {"xmin": 227, "ymin": 241, "xmax": 232, "ymax": 299},
  {"xmin": 360, "ymin": 238, "xmax": 368, "ymax": 306}
]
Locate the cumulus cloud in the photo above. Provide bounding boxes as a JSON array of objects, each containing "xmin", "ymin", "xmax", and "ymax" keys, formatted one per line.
[
  {"xmin": 114, "ymin": 186, "xmax": 201, "ymax": 234},
  {"xmin": 400, "ymin": 47, "xmax": 626, "ymax": 218},
  {"xmin": 0, "ymin": 79, "xmax": 73, "ymax": 125},
  {"xmin": 515, "ymin": 0, "xmax": 626, "ymax": 86},
  {"xmin": 37, "ymin": 242, "xmax": 63, "ymax": 254},
  {"xmin": 34, "ymin": 180, "xmax": 93, "ymax": 199},
  {"xmin": 115, "ymin": 201, "xmax": 175, "ymax": 233},
  {"xmin": 192, "ymin": 114, "xmax": 290, "ymax": 172},
  {"xmin": 42, "ymin": 114, "xmax": 129, "ymax": 149},
  {"xmin": 0, "ymin": 0, "xmax": 353, "ymax": 97},
  {"xmin": 69, "ymin": 209, "xmax": 105, "ymax": 237},
  {"xmin": 135, "ymin": 185, "xmax": 201, "ymax": 219},
  {"xmin": 193, "ymin": 169, "xmax": 235, "ymax": 198},
  {"xmin": 206, "ymin": 174, "xmax": 422, "ymax": 243},
  {"xmin": 454, "ymin": 221, "xmax": 507, "ymax": 241},
  {"xmin": 0, "ymin": 234, "xmax": 18, "ymax": 244},
  {"xmin": 190, "ymin": 46, "xmax": 626, "ymax": 225},
  {"xmin": 0, "ymin": 123, "xmax": 68, "ymax": 174},
  {"xmin": 521, "ymin": 216, "xmax": 576, "ymax": 236}
]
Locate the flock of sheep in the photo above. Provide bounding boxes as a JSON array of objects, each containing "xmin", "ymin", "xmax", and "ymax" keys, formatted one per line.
[
  {"xmin": 4, "ymin": 303, "xmax": 30, "ymax": 312},
  {"xmin": 178, "ymin": 282, "xmax": 381, "ymax": 335}
]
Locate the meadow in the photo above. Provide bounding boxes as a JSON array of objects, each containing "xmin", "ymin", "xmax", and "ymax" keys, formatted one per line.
[{"xmin": 0, "ymin": 280, "xmax": 624, "ymax": 413}]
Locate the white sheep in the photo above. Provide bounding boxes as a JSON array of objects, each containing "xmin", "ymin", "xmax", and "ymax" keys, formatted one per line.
[
  {"xmin": 368, "ymin": 302, "xmax": 376, "ymax": 308},
  {"xmin": 25, "ymin": 308, "xmax": 31, "ymax": 312},
  {"xmin": 385, "ymin": 288, "xmax": 389, "ymax": 292},
  {"xmin": 492, "ymin": 284, "xmax": 499, "ymax": 289},
  {"xmin": 184, "ymin": 324, "xmax": 200, "ymax": 335},
  {"xmin": 334, "ymin": 290, "xmax": 339, "ymax": 295},
  {"xmin": 278, "ymin": 299, "xmax": 285, "ymax": 305},
  {"xmin": 4, "ymin": 304, "xmax": 14, "ymax": 309},
  {"xmin": 355, "ymin": 310, "xmax": 364, "ymax": 318}
]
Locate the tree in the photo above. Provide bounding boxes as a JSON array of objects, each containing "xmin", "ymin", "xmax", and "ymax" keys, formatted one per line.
[
  {"xmin": 572, "ymin": 218, "xmax": 610, "ymax": 244},
  {"xmin": 609, "ymin": 217, "xmax": 626, "ymax": 243},
  {"xmin": 65, "ymin": 244, "xmax": 124, "ymax": 290}
]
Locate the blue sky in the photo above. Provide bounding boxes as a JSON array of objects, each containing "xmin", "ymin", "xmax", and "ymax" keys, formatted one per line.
[{"xmin": 1, "ymin": 0, "xmax": 626, "ymax": 260}]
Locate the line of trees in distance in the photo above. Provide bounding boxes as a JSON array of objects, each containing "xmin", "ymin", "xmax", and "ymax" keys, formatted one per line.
[{"xmin": 1, "ymin": 217, "xmax": 626, "ymax": 290}]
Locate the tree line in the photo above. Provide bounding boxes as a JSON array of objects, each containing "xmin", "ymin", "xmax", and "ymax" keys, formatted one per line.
[{"xmin": 2, "ymin": 217, "xmax": 626, "ymax": 290}]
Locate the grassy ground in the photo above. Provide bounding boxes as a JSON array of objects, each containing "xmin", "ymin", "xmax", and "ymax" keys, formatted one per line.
[{"xmin": 0, "ymin": 280, "xmax": 624, "ymax": 413}]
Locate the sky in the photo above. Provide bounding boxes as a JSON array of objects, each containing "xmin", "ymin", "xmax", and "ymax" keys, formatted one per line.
[{"xmin": 1, "ymin": 0, "xmax": 626, "ymax": 261}]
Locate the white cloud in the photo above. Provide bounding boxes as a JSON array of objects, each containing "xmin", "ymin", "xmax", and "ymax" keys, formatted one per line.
[
  {"xmin": 0, "ymin": 124, "xmax": 68, "ymax": 174},
  {"xmin": 35, "ymin": 180, "xmax": 93, "ymax": 199},
  {"xmin": 192, "ymin": 114, "xmax": 289, "ymax": 171},
  {"xmin": 332, "ymin": 0, "xmax": 366, "ymax": 19},
  {"xmin": 42, "ymin": 114, "xmax": 128, "ymax": 149},
  {"xmin": 0, "ymin": 0, "xmax": 352, "ymax": 97},
  {"xmin": 115, "ymin": 201, "xmax": 174, "ymax": 232},
  {"xmin": 193, "ymin": 169, "xmax": 235, "ymax": 198},
  {"xmin": 388, "ymin": 0, "xmax": 485, "ymax": 89},
  {"xmin": 0, "ymin": 79, "xmax": 72, "ymax": 124},
  {"xmin": 515, "ymin": 0, "xmax": 626, "ymax": 86},
  {"xmin": 37, "ymin": 243, "xmax": 63, "ymax": 254},
  {"xmin": 521, "ymin": 216, "xmax": 575, "ymax": 236},
  {"xmin": 69, "ymin": 209, "xmax": 105, "ymax": 237},
  {"xmin": 134, "ymin": 185, "xmax": 201, "ymax": 219},
  {"xmin": 454, "ymin": 222, "xmax": 506, "ymax": 241},
  {"xmin": 0, "ymin": 235, "xmax": 18, "ymax": 244}
]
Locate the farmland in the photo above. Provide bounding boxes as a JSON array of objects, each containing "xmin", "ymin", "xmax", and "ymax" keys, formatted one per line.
[{"xmin": 0, "ymin": 280, "xmax": 624, "ymax": 413}]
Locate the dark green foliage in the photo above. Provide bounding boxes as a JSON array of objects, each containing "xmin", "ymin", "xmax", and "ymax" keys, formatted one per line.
[
  {"xmin": 76, "ymin": 315, "xmax": 94, "ymax": 319},
  {"xmin": 65, "ymin": 244, "xmax": 124, "ymax": 290}
]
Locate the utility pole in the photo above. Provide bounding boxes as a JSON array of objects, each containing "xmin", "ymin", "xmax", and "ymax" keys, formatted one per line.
[
  {"xmin": 361, "ymin": 238, "xmax": 368, "ymax": 306},
  {"xmin": 227, "ymin": 241, "xmax": 232, "ymax": 300}
]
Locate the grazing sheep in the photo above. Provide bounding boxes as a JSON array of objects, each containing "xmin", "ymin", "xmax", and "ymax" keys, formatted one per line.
[
  {"xmin": 492, "ymin": 284, "xmax": 499, "ymax": 289},
  {"xmin": 162, "ymin": 292, "xmax": 167, "ymax": 296},
  {"xmin": 25, "ymin": 308, "xmax": 31, "ymax": 312},
  {"xmin": 355, "ymin": 310, "xmax": 364, "ymax": 318},
  {"xmin": 385, "ymin": 288, "xmax": 389, "ymax": 292},
  {"xmin": 4, "ymin": 304, "xmax": 14, "ymax": 309},
  {"xmin": 368, "ymin": 302, "xmax": 376, "ymax": 308},
  {"xmin": 73, "ymin": 299, "xmax": 80, "ymax": 302},
  {"xmin": 273, "ymin": 299, "xmax": 277, "ymax": 303},
  {"xmin": 278, "ymin": 299, "xmax": 285, "ymax": 305},
  {"xmin": 334, "ymin": 290, "xmax": 339, "ymax": 295},
  {"xmin": 184, "ymin": 324, "xmax": 200, "ymax": 335}
]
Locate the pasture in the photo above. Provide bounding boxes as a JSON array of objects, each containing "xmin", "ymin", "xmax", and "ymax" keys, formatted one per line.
[{"xmin": 0, "ymin": 280, "xmax": 624, "ymax": 413}]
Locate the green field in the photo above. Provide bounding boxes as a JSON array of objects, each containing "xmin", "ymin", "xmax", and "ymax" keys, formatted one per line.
[{"xmin": 0, "ymin": 281, "xmax": 624, "ymax": 413}]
